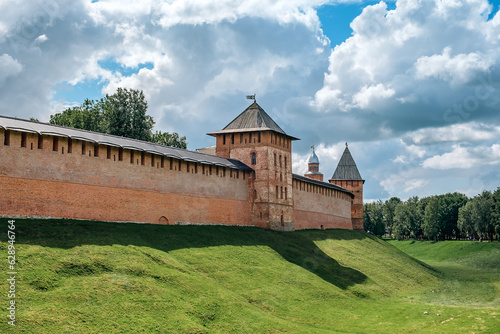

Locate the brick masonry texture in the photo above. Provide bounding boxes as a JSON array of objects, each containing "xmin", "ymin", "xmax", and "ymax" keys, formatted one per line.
[{"xmin": 0, "ymin": 115, "xmax": 361, "ymax": 231}]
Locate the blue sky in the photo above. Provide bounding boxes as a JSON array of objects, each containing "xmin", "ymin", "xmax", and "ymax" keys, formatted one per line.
[{"xmin": 1, "ymin": 0, "xmax": 500, "ymax": 202}]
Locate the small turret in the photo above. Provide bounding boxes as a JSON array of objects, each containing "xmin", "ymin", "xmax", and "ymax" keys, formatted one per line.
[{"xmin": 304, "ymin": 146, "xmax": 323, "ymax": 182}]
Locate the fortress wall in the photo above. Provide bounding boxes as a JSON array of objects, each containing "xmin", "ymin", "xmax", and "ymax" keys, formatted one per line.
[
  {"xmin": 292, "ymin": 178, "xmax": 352, "ymax": 230},
  {"xmin": 0, "ymin": 130, "xmax": 252, "ymax": 225}
]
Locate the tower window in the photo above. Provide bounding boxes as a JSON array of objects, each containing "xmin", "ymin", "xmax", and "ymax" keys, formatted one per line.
[
  {"xmin": 3, "ymin": 130, "xmax": 10, "ymax": 146},
  {"xmin": 53, "ymin": 137, "xmax": 59, "ymax": 152},
  {"xmin": 141, "ymin": 152, "xmax": 145, "ymax": 165},
  {"xmin": 284, "ymin": 156, "xmax": 287, "ymax": 169},
  {"xmin": 223, "ymin": 134, "xmax": 226, "ymax": 145},
  {"xmin": 21, "ymin": 132, "xmax": 26, "ymax": 148},
  {"xmin": 130, "ymin": 150, "xmax": 134, "ymax": 164},
  {"xmin": 38, "ymin": 134, "xmax": 43, "ymax": 149},
  {"xmin": 249, "ymin": 133, "xmax": 252, "ymax": 143},
  {"xmin": 151, "ymin": 154, "xmax": 155, "ymax": 167},
  {"xmin": 231, "ymin": 134, "xmax": 234, "ymax": 145},
  {"xmin": 258, "ymin": 132, "xmax": 261, "ymax": 143},
  {"xmin": 161, "ymin": 156, "xmax": 164, "ymax": 168},
  {"xmin": 68, "ymin": 139, "xmax": 72, "ymax": 153},
  {"xmin": 251, "ymin": 152, "xmax": 256, "ymax": 165},
  {"xmin": 118, "ymin": 147, "xmax": 123, "ymax": 161},
  {"xmin": 107, "ymin": 146, "xmax": 111, "ymax": 159},
  {"xmin": 276, "ymin": 186, "xmax": 278, "ymax": 199},
  {"xmin": 240, "ymin": 133, "xmax": 243, "ymax": 144},
  {"xmin": 94, "ymin": 143, "xmax": 99, "ymax": 157},
  {"xmin": 82, "ymin": 141, "xmax": 86, "ymax": 155}
]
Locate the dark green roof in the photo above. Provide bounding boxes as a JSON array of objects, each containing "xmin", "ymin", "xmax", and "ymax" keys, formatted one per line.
[
  {"xmin": 208, "ymin": 102, "xmax": 299, "ymax": 140},
  {"xmin": 330, "ymin": 146, "xmax": 363, "ymax": 181}
]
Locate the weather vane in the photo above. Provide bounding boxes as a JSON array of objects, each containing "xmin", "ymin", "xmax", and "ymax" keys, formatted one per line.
[{"xmin": 246, "ymin": 94, "xmax": 256, "ymax": 102}]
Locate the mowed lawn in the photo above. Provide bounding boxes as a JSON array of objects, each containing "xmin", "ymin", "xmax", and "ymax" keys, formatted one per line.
[{"xmin": 0, "ymin": 219, "xmax": 498, "ymax": 333}]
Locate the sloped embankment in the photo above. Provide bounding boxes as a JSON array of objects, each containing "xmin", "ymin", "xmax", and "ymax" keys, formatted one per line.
[{"xmin": 1, "ymin": 219, "xmax": 441, "ymax": 333}]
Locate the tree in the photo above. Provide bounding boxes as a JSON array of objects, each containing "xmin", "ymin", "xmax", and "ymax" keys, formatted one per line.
[
  {"xmin": 364, "ymin": 200, "xmax": 385, "ymax": 236},
  {"xmin": 393, "ymin": 197, "xmax": 422, "ymax": 240},
  {"xmin": 50, "ymin": 99, "xmax": 106, "ymax": 133},
  {"xmin": 473, "ymin": 191, "xmax": 494, "ymax": 241},
  {"xmin": 458, "ymin": 201, "xmax": 475, "ymax": 240},
  {"xmin": 49, "ymin": 88, "xmax": 187, "ymax": 148},
  {"xmin": 104, "ymin": 88, "xmax": 154, "ymax": 141},
  {"xmin": 383, "ymin": 197, "xmax": 401, "ymax": 236},
  {"xmin": 423, "ymin": 197, "xmax": 440, "ymax": 241},
  {"xmin": 492, "ymin": 188, "xmax": 500, "ymax": 241},
  {"xmin": 438, "ymin": 192, "xmax": 468, "ymax": 240},
  {"xmin": 152, "ymin": 131, "xmax": 187, "ymax": 149}
]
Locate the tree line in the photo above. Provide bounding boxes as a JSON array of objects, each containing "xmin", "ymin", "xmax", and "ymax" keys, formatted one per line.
[
  {"xmin": 49, "ymin": 88, "xmax": 187, "ymax": 149},
  {"xmin": 364, "ymin": 188, "xmax": 500, "ymax": 241}
]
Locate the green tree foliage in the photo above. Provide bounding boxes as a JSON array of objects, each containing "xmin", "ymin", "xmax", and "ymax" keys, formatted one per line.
[
  {"xmin": 458, "ymin": 191, "xmax": 495, "ymax": 241},
  {"xmin": 492, "ymin": 188, "xmax": 500, "ymax": 240},
  {"xmin": 50, "ymin": 99, "xmax": 106, "ymax": 133},
  {"xmin": 152, "ymin": 131, "xmax": 187, "ymax": 149},
  {"xmin": 438, "ymin": 192, "xmax": 468, "ymax": 240},
  {"xmin": 423, "ymin": 197, "xmax": 440, "ymax": 241},
  {"xmin": 393, "ymin": 197, "xmax": 422, "ymax": 240},
  {"xmin": 49, "ymin": 88, "xmax": 187, "ymax": 148},
  {"xmin": 383, "ymin": 197, "xmax": 401, "ymax": 236},
  {"xmin": 458, "ymin": 201, "xmax": 475, "ymax": 239},
  {"xmin": 363, "ymin": 200, "xmax": 385, "ymax": 236},
  {"xmin": 377, "ymin": 190, "xmax": 497, "ymax": 241}
]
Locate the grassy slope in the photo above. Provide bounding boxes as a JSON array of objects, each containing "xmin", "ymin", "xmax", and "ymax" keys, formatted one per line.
[
  {"xmin": 0, "ymin": 219, "xmax": 498, "ymax": 333},
  {"xmin": 388, "ymin": 240, "xmax": 500, "ymax": 308}
]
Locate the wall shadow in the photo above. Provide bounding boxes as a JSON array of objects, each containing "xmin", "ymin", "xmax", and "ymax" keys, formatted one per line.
[{"xmin": 4, "ymin": 219, "xmax": 367, "ymax": 289}]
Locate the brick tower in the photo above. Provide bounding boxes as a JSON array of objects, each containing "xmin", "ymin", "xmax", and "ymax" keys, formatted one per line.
[
  {"xmin": 208, "ymin": 101, "xmax": 299, "ymax": 230},
  {"xmin": 304, "ymin": 146, "xmax": 323, "ymax": 181},
  {"xmin": 329, "ymin": 144, "xmax": 364, "ymax": 230}
]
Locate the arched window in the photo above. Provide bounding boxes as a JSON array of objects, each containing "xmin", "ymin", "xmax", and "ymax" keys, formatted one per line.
[{"xmin": 251, "ymin": 152, "xmax": 256, "ymax": 165}]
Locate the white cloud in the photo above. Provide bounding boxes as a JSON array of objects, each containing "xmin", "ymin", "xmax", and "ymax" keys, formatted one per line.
[
  {"xmin": 403, "ymin": 122, "xmax": 500, "ymax": 145},
  {"xmin": 352, "ymin": 83, "xmax": 395, "ymax": 109},
  {"xmin": 414, "ymin": 47, "xmax": 494, "ymax": 85},
  {"xmin": 422, "ymin": 144, "xmax": 500, "ymax": 169},
  {"xmin": 404, "ymin": 179, "xmax": 429, "ymax": 193},
  {"xmin": 313, "ymin": 0, "xmax": 500, "ymax": 119},
  {"xmin": 0, "ymin": 54, "xmax": 23, "ymax": 84}
]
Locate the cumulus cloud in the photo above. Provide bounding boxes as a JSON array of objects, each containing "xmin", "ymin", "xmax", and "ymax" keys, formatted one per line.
[
  {"xmin": 0, "ymin": 54, "xmax": 23, "ymax": 84},
  {"xmin": 422, "ymin": 144, "xmax": 500, "ymax": 169},
  {"xmin": 413, "ymin": 47, "xmax": 494, "ymax": 85},
  {"xmin": 313, "ymin": 0, "xmax": 500, "ymax": 134},
  {"xmin": 403, "ymin": 122, "xmax": 500, "ymax": 145},
  {"xmin": 1, "ymin": 0, "xmax": 500, "ymax": 201}
]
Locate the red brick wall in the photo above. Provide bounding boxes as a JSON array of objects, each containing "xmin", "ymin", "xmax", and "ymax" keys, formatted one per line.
[
  {"xmin": 292, "ymin": 178, "xmax": 352, "ymax": 230},
  {"xmin": 0, "ymin": 130, "xmax": 252, "ymax": 225},
  {"xmin": 329, "ymin": 180, "xmax": 364, "ymax": 230}
]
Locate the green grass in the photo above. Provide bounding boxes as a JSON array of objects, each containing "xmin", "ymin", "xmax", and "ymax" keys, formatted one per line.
[
  {"xmin": 0, "ymin": 219, "xmax": 498, "ymax": 333},
  {"xmin": 387, "ymin": 239, "xmax": 500, "ymax": 308}
]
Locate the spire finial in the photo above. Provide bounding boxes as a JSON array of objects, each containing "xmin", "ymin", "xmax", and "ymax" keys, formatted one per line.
[
  {"xmin": 345, "ymin": 142, "xmax": 348, "ymax": 148},
  {"xmin": 246, "ymin": 94, "xmax": 256, "ymax": 102},
  {"xmin": 311, "ymin": 145, "xmax": 315, "ymax": 151}
]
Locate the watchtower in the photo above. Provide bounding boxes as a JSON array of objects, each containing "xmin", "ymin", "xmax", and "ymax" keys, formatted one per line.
[
  {"xmin": 329, "ymin": 144, "xmax": 364, "ymax": 230},
  {"xmin": 208, "ymin": 101, "xmax": 299, "ymax": 230}
]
